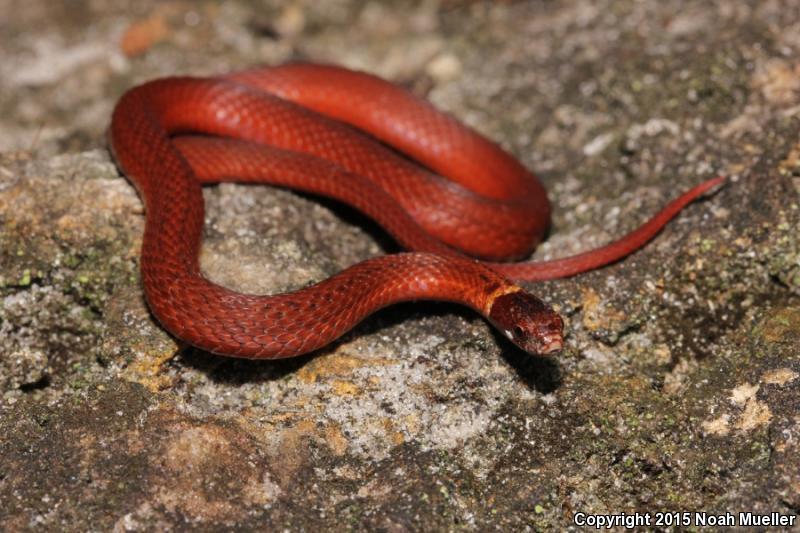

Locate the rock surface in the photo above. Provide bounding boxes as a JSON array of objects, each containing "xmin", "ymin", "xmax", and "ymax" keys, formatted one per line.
[{"xmin": 1, "ymin": 0, "xmax": 798, "ymax": 530}]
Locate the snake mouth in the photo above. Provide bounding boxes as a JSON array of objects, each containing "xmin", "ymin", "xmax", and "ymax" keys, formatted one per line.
[{"xmin": 533, "ymin": 335, "xmax": 563, "ymax": 355}]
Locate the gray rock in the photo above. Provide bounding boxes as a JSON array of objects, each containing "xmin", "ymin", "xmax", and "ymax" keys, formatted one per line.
[{"xmin": 1, "ymin": 0, "xmax": 798, "ymax": 530}]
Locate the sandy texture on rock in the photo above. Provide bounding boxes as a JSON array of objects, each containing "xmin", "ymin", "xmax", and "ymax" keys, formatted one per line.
[{"xmin": 1, "ymin": 0, "xmax": 798, "ymax": 530}]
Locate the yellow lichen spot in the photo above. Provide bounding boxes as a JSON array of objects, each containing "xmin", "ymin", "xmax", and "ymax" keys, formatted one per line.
[
  {"xmin": 725, "ymin": 163, "xmax": 748, "ymax": 176},
  {"xmin": 331, "ymin": 380, "xmax": 361, "ymax": 396},
  {"xmin": 120, "ymin": 13, "xmax": 170, "ymax": 57},
  {"xmin": 581, "ymin": 287, "xmax": 627, "ymax": 332},
  {"xmin": 122, "ymin": 347, "xmax": 178, "ymax": 392},
  {"xmin": 294, "ymin": 419, "xmax": 316, "ymax": 434},
  {"xmin": 759, "ymin": 307, "xmax": 800, "ymax": 344},
  {"xmin": 779, "ymin": 142, "xmax": 800, "ymax": 176},
  {"xmin": 735, "ymin": 398, "xmax": 772, "ymax": 431},
  {"xmin": 761, "ymin": 367, "xmax": 799, "ymax": 386},
  {"xmin": 729, "ymin": 382, "xmax": 759, "ymax": 406},
  {"xmin": 653, "ymin": 344, "xmax": 672, "ymax": 365},
  {"xmin": 753, "ymin": 59, "xmax": 800, "ymax": 105},
  {"xmin": 296, "ymin": 352, "xmax": 394, "ymax": 384},
  {"xmin": 403, "ymin": 414, "xmax": 421, "ymax": 435},
  {"xmin": 381, "ymin": 418, "xmax": 405, "ymax": 446},
  {"xmin": 701, "ymin": 414, "xmax": 731, "ymax": 436},
  {"xmin": 323, "ymin": 424, "xmax": 349, "ymax": 456}
]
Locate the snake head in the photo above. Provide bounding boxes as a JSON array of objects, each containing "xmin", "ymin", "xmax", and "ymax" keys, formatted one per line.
[{"xmin": 488, "ymin": 290, "xmax": 564, "ymax": 355}]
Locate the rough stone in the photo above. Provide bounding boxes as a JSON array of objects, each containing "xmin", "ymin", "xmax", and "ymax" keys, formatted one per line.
[{"xmin": 1, "ymin": 0, "xmax": 798, "ymax": 530}]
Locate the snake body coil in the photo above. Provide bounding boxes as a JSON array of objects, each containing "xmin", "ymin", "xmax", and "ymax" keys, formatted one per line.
[{"xmin": 110, "ymin": 64, "xmax": 722, "ymax": 358}]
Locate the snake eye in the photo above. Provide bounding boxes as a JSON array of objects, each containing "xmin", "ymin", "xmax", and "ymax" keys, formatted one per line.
[{"xmin": 513, "ymin": 325, "xmax": 524, "ymax": 339}]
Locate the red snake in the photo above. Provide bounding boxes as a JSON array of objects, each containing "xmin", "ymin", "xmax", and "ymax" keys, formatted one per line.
[{"xmin": 109, "ymin": 63, "xmax": 724, "ymax": 359}]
